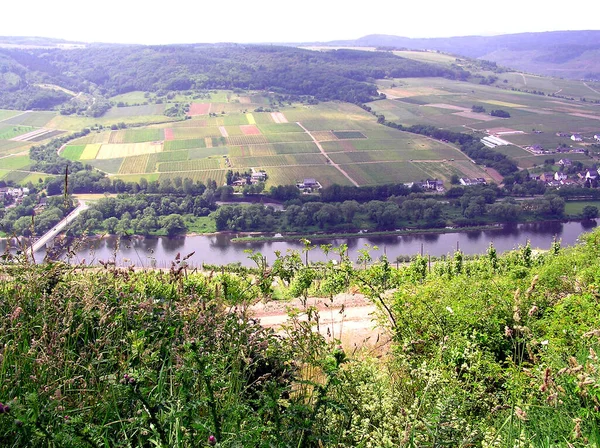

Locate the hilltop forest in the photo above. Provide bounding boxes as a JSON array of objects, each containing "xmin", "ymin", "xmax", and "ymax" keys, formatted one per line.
[{"xmin": 0, "ymin": 45, "xmax": 467, "ymax": 110}]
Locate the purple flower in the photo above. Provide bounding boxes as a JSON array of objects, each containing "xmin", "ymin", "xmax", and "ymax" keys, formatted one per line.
[{"xmin": 208, "ymin": 435, "xmax": 217, "ymax": 446}]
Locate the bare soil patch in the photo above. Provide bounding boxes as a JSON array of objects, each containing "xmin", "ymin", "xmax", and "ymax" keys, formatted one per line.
[
  {"xmin": 240, "ymin": 124, "xmax": 261, "ymax": 135},
  {"xmin": 187, "ymin": 103, "xmax": 211, "ymax": 116},
  {"xmin": 163, "ymin": 128, "xmax": 174, "ymax": 141},
  {"xmin": 271, "ymin": 112, "xmax": 288, "ymax": 123},
  {"xmin": 219, "ymin": 126, "xmax": 229, "ymax": 137}
]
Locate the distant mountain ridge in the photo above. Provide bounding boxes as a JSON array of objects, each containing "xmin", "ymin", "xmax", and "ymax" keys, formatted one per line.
[{"xmin": 314, "ymin": 30, "xmax": 600, "ymax": 80}]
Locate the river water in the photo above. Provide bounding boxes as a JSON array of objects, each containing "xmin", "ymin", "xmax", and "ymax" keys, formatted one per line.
[{"xmin": 2, "ymin": 219, "xmax": 597, "ymax": 268}]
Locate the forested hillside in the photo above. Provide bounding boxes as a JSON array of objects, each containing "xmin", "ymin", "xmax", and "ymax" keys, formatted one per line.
[
  {"xmin": 2, "ymin": 227, "xmax": 600, "ymax": 446},
  {"xmin": 0, "ymin": 45, "xmax": 466, "ymax": 109},
  {"xmin": 322, "ymin": 30, "xmax": 600, "ymax": 80}
]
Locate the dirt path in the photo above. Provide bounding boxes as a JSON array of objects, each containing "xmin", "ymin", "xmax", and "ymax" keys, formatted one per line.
[
  {"xmin": 519, "ymin": 73, "xmax": 527, "ymax": 86},
  {"xmin": 250, "ymin": 293, "xmax": 391, "ymax": 350},
  {"xmin": 297, "ymin": 122, "xmax": 360, "ymax": 187},
  {"xmin": 584, "ymin": 82, "xmax": 600, "ymax": 95},
  {"xmin": 250, "ymin": 293, "xmax": 391, "ymax": 351}
]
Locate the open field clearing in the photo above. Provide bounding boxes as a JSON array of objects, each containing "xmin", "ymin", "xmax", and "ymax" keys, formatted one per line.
[
  {"xmin": 158, "ymin": 150, "xmax": 189, "ymax": 162},
  {"xmin": 265, "ymin": 133, "xmax": 313, "ymax": 143},
  {"xmin": 258, "ymin": 123, "xmax": 303, "ymax": 134},
  {"xmin": 392, "ymin": 50, "xmax": 458, "ymax": 66},
  {"xmin": 47, "ymin": 114, "xmax": 172, "ymax": 131},
  {"xmin": 310, "ymin": 131, "xmax": 338, "ymax": 141},
  {"xmin": 109, "ymin": 91, "xmax": 154, "ymax": 105},
  {"xmin": 188, "ymin": 147, "xmax": 229, "ymax": 159},
  {"xmin": 80, "ymin": 144, "xmax": 102, "ymax": 160},
  {"xmin": 61, "ymin": 145, "xmax": 86, "ymax": 161},
  {"xmin": 229, "ymin": 153, "xmax": 328, "ymax": 168},
  {"xmin": 262, "ymin": 165, "xmax": 353, "ymax": 188},
  {"xmin": 0, "ymin": 140, "xmax": 29, "ymax": 157},
  {"xmin": 165, "ymin": 139, "xmax": 206, "ymax": 151},
  {"xmin": 86, "ymin": 158, "xmax": 124, "ymax": 174},
  {"xmin": 0, "ymin": 125, "xmax": 34, "ymax": 140},
  {"xmin": 96, "ymin": 142, "xmax": 163, "ymax": 159},
  {"xmin": 227, "ymin": 135, "xmax": 269, "ymax": 146},
  {"xmin": 0, "ymin": 109, "xmax": 23, "ymax": 122},
  {"xmin": 271, "ymin": 112, "xmax": 288, "ymax": 123},
  {"xmin": 103, "ymin": 104, "xmax": 166, "ymax": 118},
  {"xmin": 222, "ymin": 114, "xmax": 251, "ymax": 126},
  {"xmin": 164, "ymin": 128, "xmax": 174, "ymax": 140},
  {"xmin": 158, "ymin": 159, "xmax": 221, "ymax": 172},
  {"xmin": 172, "ymin": 127, "xmax": 223, "ymax": 140},
  {"xmin": 246, "ymin": 113, "xmax": 256, "ymax": 124},
  {"xmin": 158, "ymin": 169, "xmax": 227, "ymax": 185},
  {"xmin": 251, "ymin": 112, "xmax": 275, "ymax": 124},
  {"xmin": 1, "ymin": 111, "xmax": 56, "ymax": 127},
  {"xmin": 119, "ymin": 155, "xmax": 151, "ymax": 174},
  {"xmin": 240, "ymin": 125, "xmax": 261, "ymax": 135},
  {"xmin": 145, "ymin": 154, "xmax": 158, "ymax": 173},
  {"xmin": 339, "ymin": 161, "xmax": 432, "ymax": 185},
  {"xmin": 0, "ymin": 170, "xmax": 29, "ymax": 183},
  {"xmin": 187, "ymin": 103, "xmax": 211, "ymax": 116},
  {"xmin": 109, "ymin": 129, "xmax": 164, "ymax": 144},
  {"xmin": 0, "ymin": 154, "xmax": 31, "ymax": 170},
  {"xmin": 332, "ymin": 131, "xmax": 367, "ymax": 139},
  {"xmin": 219, "ymin": 126, "xmax": 228, "ymax": 137},
  {"xmin": 18, "ymin": 172, "xmax": 54, "ymax": 185},
  {"xmin": 71, "ymin": 131, "xmax": 112, "ymax": 145}
]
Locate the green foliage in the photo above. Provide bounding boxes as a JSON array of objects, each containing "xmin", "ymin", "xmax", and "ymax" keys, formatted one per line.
[{"xmin": 3, "ymin": 228, "xmax": 600, "ymax": 446}]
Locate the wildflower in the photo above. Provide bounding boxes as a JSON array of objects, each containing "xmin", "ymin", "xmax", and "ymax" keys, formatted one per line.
[
  {"xmin": 573, "ymin": 418, "xmax": 582, "ymax": 439},
  {"xmin": 514, "ymin": 406, "xmax": 527, "ymax": 421},
  {"xmin": 208, "ymin": 435, "xmax": 217, "ymax": 446},
  {"xmin": 528, "ymin": 305, "xmax": 539, "ymax": 317},
  {"xmin": 446, "ymin": 306, "xmax": 454, "ymax": 314},
  {"xmin": 504, "ymin": 326, "xmax": 513, "ymax": 338}
]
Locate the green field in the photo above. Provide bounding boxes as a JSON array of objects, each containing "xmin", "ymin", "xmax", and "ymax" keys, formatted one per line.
[
  {"xmin": 0, "ymin": 125, "xmax": 34, "ymax": 140},
  {"xmin": 564, "ymin": 201, "xmax": 600, "ymax": 215},
  {"xmin": 61, "ymin": 145, "xmax": 86, "ymax": 161},
  {"xmin": 103, "ymin": 104, "xmax": 166, "ymax": 118},
  {"xmin": 165, "ymin": 139, "xmax": 207, "ymax": 151},
  {"xmin": 1, "ymin": 111, "xmax": 56, "ymax": 127},
  {"xmin": 0, "ymin": 155, "xmax": 31, "ymax": 170}
]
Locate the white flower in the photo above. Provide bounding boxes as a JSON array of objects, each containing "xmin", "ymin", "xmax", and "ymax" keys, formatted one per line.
[{"xmin": 446, "ymin": 306, "xmax": 454, "ymax": 314}]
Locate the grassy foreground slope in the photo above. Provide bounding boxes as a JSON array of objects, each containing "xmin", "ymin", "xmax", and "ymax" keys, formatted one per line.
[{"xmin": 1, "ymin": 230, "xmax": 600, "ymax": 446}]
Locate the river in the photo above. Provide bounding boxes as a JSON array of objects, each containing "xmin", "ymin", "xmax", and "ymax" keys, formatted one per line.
[{"xmin": 1, "ymin": 219, "xmax": 597, "ymax": 268}]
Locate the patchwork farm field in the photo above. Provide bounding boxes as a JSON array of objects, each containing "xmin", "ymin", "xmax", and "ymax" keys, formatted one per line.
[
  {"xmin": 48, "ymin": 98, "xmax": 492, "ymax": 187},
  {"xmin": 371, "ymin": 76, "xmax": 600, "ymax": 171}
]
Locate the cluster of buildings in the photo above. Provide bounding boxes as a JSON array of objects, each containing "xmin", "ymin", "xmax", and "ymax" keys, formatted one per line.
[
  {"xmin": 404, "ymin": 179, "xmax": 446, "ymax": 192},
  {"xmin": 531, "ymin": 167, "xmax": 600, "ymax": 187},
  {"xmin": 527, "ymin": 145, "xmax": 586, "ymax": 155},
  {"xmin": 0, "ymin": 187, "xmax": 30, "ymax": 206}
]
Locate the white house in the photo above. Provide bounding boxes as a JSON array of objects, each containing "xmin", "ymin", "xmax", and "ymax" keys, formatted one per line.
[
  {"xmin": 554, "ymin": 171, "xmax": 568, "ymax": 181},
  {"xmin": 595, "ymin": 134, "xmax": 600, "ymax": 142},
  {"xmin": 571, "ymin": 134, "xmax": 583, "ymax": 142}
]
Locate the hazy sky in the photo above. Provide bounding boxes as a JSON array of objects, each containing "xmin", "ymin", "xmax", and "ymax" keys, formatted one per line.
[{"xmin": 3, "ymin": 0, "xmax": 598, "ymax": 44}]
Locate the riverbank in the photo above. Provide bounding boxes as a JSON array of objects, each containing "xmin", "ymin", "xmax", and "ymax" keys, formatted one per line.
[{"xmin": 230, "ymin": 224, "xmax": 505, "ymax": 243}]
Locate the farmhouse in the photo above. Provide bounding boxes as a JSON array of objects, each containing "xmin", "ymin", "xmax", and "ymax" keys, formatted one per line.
[
  {"xmin": 540, "ymin": 172, "xmax": 555, "ymax": 183},
  {"xmin": 558, "ymin": 158, "xmax": 572, "ymax": 166},
  {"xmin": 595, "ymin": 134, "xmax": 600, "ymax": 142},
  {"xmin": 554, "ymin": 172, "xmax": 568, "ymax": 181},
  {"xmin": 585, "ymin": 170, "xmax": 598, "ymax": 181},
  {"xmin": 571, "ymin": 134, "xmax": 583, "ymax": 142},
  {"xmin": 250, "ymin": 171, "xmax": 267, "ymax": 183},
  {"xmin": 296, "ymin": 178, "xmax": 322, "ymax": 191}
]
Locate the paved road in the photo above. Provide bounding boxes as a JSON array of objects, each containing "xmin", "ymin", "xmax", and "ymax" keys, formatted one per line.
[
  {"xmin": 31, "ymin": 200, "xmax": 89, "ymax": 253},
  {"xmin": 297, "ymin": 122, "xmax": 360, "ymax": 187}
]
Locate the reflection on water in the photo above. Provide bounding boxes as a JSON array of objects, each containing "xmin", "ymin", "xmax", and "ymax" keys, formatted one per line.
[{"xmin": 0, "ymin": 219, "xmax": 597, "ymax": 268}]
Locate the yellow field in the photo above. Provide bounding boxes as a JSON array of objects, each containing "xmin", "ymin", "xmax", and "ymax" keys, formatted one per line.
[
  {"xmin": 483, "ymin": 100, "xmax": 527, "ymax": 108},
  {"xmin": 96, "ymin": 142, "xmax": 163, "ymax": 160},
  {"xmin": 246, "ymin": 113, "xmax": 256, "ymax": 125},
  {"xmin": 80, "ymin": 144, "xmax": 102, "ymax": 160}
]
